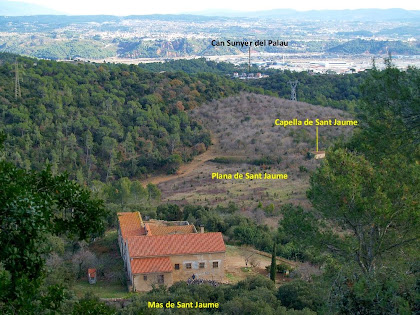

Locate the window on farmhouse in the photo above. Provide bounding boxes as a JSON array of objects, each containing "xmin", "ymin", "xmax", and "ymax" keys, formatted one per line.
[
  {"xmin": 175, "ymin": 264, "xmax": 180, "ymax": 270},
  {"xmin": 157, "ymin": 274, "xmax": 164, "ymax": 284},
  {"xmin": 143, "ymin": 275, "xmax": 147, "ymax": 281},
  {"xmin": 213, "ymin": 261, "xmax": 219, "ymax": 268},
  {"xmin": 186, "ymin": 263, "xmax": 192, "ymax": 269},
  {"xmin": 199, "ymin": 262, "xmax": 205, "ymax": 268}
]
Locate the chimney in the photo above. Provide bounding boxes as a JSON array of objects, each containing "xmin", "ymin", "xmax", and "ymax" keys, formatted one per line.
[{"xmin": 200, "ymin": 225, "xmax": 204, "ymax": 233}]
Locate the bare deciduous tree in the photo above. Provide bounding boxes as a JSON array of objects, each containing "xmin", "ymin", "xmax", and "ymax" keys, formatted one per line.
[
  {"xmin": 240, "ymin": 246, "xmax": 255, "ymax": 267},
  {"xmin": 249, "ymin": 256, "xmax": 261, "ymax": 268},
  {"xmin": 72, "ymin": 247, "xmax": 97, "ymax": 279}
]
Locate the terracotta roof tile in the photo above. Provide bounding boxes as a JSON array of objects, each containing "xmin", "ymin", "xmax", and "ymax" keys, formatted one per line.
[
  {"xmin": 117, "ymin": 212, "xmax": 145, "ymax": 238},
  {"xmin": 131, "ymin": 257, "xmax": 172, "ymax": 274},
  {"xmin": 88, "ymin": 268, "xmax": 96, "ymax": 277},
  {"xmin": 147, "ymin": 224, "xmax": 196, "ymax": 236},
  {"xmin": 127, "ymin": 232, "xmax": 225, "ymax": 258}
]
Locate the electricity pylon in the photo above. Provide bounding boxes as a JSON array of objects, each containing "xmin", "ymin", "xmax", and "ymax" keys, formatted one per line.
[{"xmin": 288, "ymin": 80, "xmax": 298, "ymax": 101}]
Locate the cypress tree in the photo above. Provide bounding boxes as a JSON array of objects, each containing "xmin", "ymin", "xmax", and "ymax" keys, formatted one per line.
[{"xmin": 270, "ymin": 242, "xmax": 276, "ymax": 282}]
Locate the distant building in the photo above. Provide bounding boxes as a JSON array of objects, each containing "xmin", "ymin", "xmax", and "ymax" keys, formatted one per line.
[
  {"xmin": 117, "ymin": 212, "xmax": 226, "ymax": 292},
  {"xmin": 237, "ymin": 72, "xmax": 268, "ymax": 79},
  {"xmin": 313, "ymin": 151, "xmax": 326, "ymax": 159},
  {"xmin": 88, "ymin": 268, "xmax": 97, "ymax": 284}
]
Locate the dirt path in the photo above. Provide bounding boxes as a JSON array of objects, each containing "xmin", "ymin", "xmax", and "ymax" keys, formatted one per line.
[{"xmin": 141, "ymin": 137, "xmax": 220, "ymax": 186}]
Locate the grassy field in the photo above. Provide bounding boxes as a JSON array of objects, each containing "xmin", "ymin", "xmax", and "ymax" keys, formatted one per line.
[
  {"xmin": 159, "ymin": 161, "xmax": 309, "ymax": 207},
  {"xmin": 73, "ymin": 280, "xmax": 130, "ymax": 299},
  {"xmin": 157, "ymin": 155, "xmax": 311, "ymax": 229}
]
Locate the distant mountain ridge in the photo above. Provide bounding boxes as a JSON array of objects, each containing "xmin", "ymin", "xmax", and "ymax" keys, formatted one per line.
[
  {"xmin": 187, "ymin": 8, "xmax": 420, "ymax": 21},
  {"xmin": 0, "ymin": 0, "xmax": 62, "ymax": 16},
  {"xmin": 0, "ymin": 3, "xmax": 418, "ymax": 21}
]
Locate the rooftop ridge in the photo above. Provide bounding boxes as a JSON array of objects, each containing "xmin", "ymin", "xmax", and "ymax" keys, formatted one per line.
[
  {"xmin": 137, "ymin": 211, "xmax": 143, "ymax": 225},
  {"xmin": 127, "ymin": 231, "xmax": 222, "ymax": 239},
  {"xmin": 117, "ymin": 211, "xmax": 145, "ymax": 238}
]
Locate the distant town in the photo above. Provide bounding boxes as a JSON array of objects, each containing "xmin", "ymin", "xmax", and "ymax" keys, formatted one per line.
[
  {"xmin": 208, "ymin": 52, "xmax": 420, "ymax": 74},
  {"xmin": 0, "ymin": 12, "xmax": 418, "ymax": 73}
]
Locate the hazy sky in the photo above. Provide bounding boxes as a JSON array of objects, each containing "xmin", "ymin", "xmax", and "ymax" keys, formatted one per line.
[{"xmin": 9, "ymin": 0, "xmax": 420, "ymax": 15}]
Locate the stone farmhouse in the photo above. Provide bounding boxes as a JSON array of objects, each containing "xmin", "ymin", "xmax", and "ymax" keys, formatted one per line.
[{"xmin": 117, "ymin": 212, "xmax": 226, "ymax": 291}]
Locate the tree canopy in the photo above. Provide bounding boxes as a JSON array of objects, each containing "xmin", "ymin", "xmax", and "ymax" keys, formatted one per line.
[
  {"xmin": 0, "ymin": 133, "xmax": 108, "ymax": 313},
  {"xmin": 306, "ymin": 60, "xmax": 419, "ymax": 313},
  {"xmin": 0, "ymin": 53, "xmax": 257, "ymax": 183}
]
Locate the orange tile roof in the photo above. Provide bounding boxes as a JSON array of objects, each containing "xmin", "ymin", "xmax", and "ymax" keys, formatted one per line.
[
  {"xmin": 127, "ymin": 232, "xmax": 225, "ymax": 258},
  {"xmin": 131, "ymin": 257, "xmax": 172, "ymax": 274},
  {"xmin": 146, "ymin": 224, "xmax": 196, "ymax": 236},
  {"xmin": 117, "ymin": 212, "xmax": 145, "ymax": 239},
  {"xmin": 88, "ymin": 268, "xmax": 96, "ymax": 277}
]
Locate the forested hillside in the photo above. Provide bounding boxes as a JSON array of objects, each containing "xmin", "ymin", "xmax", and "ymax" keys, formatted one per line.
[
  {"xmin": 0, "ymin": 53, "xmax": 257, "ymax": 182},
  {"xmin": 138, "ymin": 58, "xmax": 248, "ymax": 75},
  {"xmin": 327, "ymin": 39, "xmax": 420, "ymax": 55},
  {"xmin": 139, "ymin": 58, "xmax": 367, "ymax": 112},
  {"xmin": 248, "ymin": 70, "xmax": 367, "ymax": 111}
]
